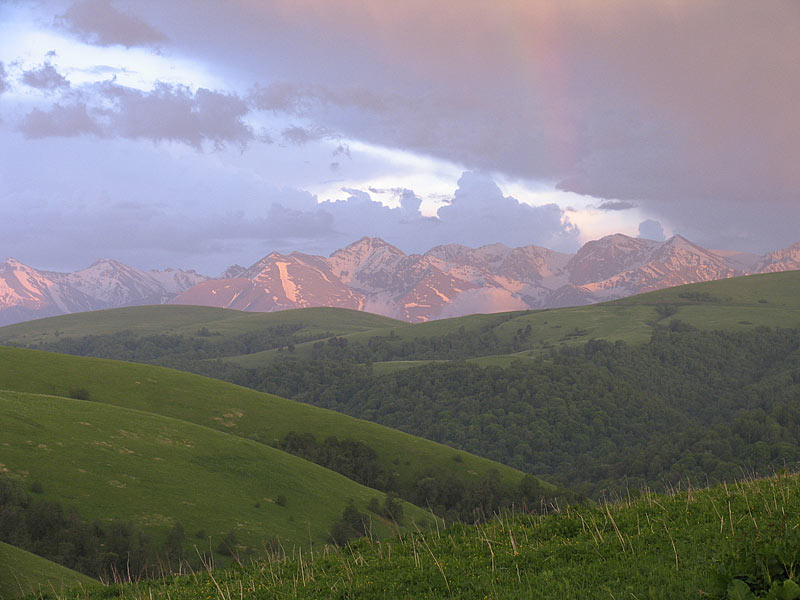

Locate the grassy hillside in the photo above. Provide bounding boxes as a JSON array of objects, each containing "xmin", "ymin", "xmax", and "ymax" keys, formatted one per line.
[
  {"xmin": 0, "ymin": 390, "xmax": 429, "ymax": 552},
  {"xmin": 29, "ymin": 472, "xmax": 800, "ymax": 599},
  {"xmin": 0, "ymin": 347, "xmax": 535, "ymax": 494},
  {"xmin": 226, "ymin": 271, "xmax": 800, "ymax": 368},
  {"xmin": 0, "ymin": 305, "xmax": 400, "ymax": 346},
  {"xmin": 0, "ymin": 542, "xmax": 96, "ymax": 600},
  {"xmin": 4, "ymin": 272, "xmax": 797, "ymax": 373}
]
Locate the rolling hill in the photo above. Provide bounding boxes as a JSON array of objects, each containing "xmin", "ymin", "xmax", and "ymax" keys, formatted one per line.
[
  {"xmin": 221, "ymin": 270, "xmax": 800, "ymax": 369},
  {"xmin": 0, "ymin": 347, "xmax": 533, "ymax": 495},
  {"xmin": 0, "ymin": 305, "xmax": 401, "ymax": 347},
  {"xmin": 3, "ymin": 271, "xmax": 798, "ymax": 374},
  {"xmin": 0, "ymin": 542, "xmax": 96, "ymax": 600},
  {"xmin": 0, "ymin": 390, "xmax": 430, "ymax": 553}
]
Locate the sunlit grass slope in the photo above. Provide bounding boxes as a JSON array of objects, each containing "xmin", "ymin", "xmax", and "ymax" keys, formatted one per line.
[
  {"xmin": 0, "ymin": 391, "xmax": 429, "ymax": 551},
  {"xmin": 34, "ymin": 472, "xmax": 800, "ymax": 599},
  {"xmin": 0, "ymin": 305, "xmax": 401, "ymax": 346},
  {"xmin": 0, "ymin": 347, "xmax": 534, "ymax": 492},
  {"xmin": 0, "ymin": 542, "xmax": 96, "ymax": 600}
]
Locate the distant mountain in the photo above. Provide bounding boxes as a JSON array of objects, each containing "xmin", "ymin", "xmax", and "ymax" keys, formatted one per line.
[
  {"xmin": 754, "ymin": 241, "xmax": 800, "ymax": 273},
  {"xmin": 4, "ymin": 235, "xmax": 800, "ymax": 325},
  {"xmin": 172, "ymin": 235, "xmax": 800, "ymax": 322},
  {"xmin": 0, "ymin": 258, "xmax": 207, "ymax": 326}
]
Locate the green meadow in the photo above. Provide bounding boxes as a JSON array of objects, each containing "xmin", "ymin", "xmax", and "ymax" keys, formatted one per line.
[
  {"xmin": 0, "ymin": 347, "xmax": 532, "ymax": 493},
  {"xmin": 0, "ymin": 542, "xmax": 96, "ymax": 600},
  {"xmin": 25, "ymin": 472, "xmax": 800, "ymax": 599},
  {"xmin": 0, "ymin": 390, "xmax": 429, "ymax": 551},
  {"xmin": 0, "ymin": 305, "xmax": 400, "ymax": 346}
]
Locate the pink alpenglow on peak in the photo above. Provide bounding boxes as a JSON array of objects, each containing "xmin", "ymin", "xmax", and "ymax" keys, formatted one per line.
[{"xmin": 2, "ymin": 234, "xmax": 800, "ymax": 326}]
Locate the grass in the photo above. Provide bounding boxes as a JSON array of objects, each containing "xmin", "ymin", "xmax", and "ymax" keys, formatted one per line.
[
  {"xmin": 0, "ymin": 306, "xmax": 401, "ymax": 346},
  {"xmin": 0, "ymin": 542, "xmax": 96, "ymax": 600},
  {"xmin": 3, "ymin": 272, "xmax": 798, "ymax": 373},
  {"xmin": 26, "ymin": 471, "xmax": 800, "ymax": 599},
  {"xmin": 230, "ymin": 271, "xmax": 800, "ymax": 371},
  {"xmin": 0, "ymin": 347, "xmax": 536, "ymax": 494},
  {"xmin": 0, "ymin": 390, "xmax": 430, "ymax": 553}
]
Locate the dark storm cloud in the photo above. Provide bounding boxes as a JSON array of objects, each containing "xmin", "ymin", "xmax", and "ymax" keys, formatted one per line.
[
  {"xmin": 21, "ymin": 62, "xmax": 70, "ymax": 92},
  {"xmin": 55, "ymin": 0, "xmax": 166, "ymax": 48}
]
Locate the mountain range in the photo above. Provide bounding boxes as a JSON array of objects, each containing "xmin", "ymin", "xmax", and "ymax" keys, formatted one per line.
[{"xmin": 2, "ymin": 235, "xmax": 799, "ymax": 326}]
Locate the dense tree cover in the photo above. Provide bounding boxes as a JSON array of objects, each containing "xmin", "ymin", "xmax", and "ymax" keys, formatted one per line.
[
  {"xmin": 0, "ymin": 476, "xmax": 187, "ymax": 581},
  {"xmin": 19, "ymin": 322, "xmax": 800, "ymax": 500},
  {"xmin": 27, "ymin": 324, "xmax": 325, "ymax": 363},
  {"xmin": 258, "ymin": 326, "xmax": 800, "ymax": 497},
  {"xmin": 277, "ymin": 431, "xmax": 566, "ymax": 522},
  {"xmin": 26, "ymin": 315, "xmax": 532, "ymax": 365}
]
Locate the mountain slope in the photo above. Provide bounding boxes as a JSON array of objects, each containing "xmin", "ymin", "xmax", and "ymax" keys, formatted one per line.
[
  {"xmin": 0, "ymin": 258, "xmax": 206, "ymax": 326},
  {"xmin": 170, "ymin": 234, "xmax": 800, "ymax": 322},
  {"xmin": 0, "ymin": 347, "xmax": 535, "ymax": 494},
  {"xmin": 0, "ymin": 390, "xmax": 428, "ymax": 551},
  {"xmin": 0, "ymin": 541, "xmax": 97, "ymax": 600},
  {"xmin": 4, "ymin": 235, "xmax": 800, "ymax": 325}
]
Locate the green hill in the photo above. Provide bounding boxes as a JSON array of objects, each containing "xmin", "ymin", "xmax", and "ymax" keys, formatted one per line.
[
  {"xmin": 0, "ymin": 347, "xmax": 533, "ymax": 496},
  {"xmin": 31, "ymin": 472, "xmax": 800, "ymax": 599},
  {"xmin": 0, "ymin": 305, "xmax": 400, "ymax": 347},
  {"xmin": 0, "ymin": 390, "xmax": 429, "ymax": 553},
  {"xmin": 3, "ymin": 273, "xmax": 798, "ymax": 373},
  {"xmin": 0, "ymin": 542, "xmax": 96, "ymax": 600},
  {"xmin": 225, "ymin": 270, "xmax": 800, "ymax": 369}
]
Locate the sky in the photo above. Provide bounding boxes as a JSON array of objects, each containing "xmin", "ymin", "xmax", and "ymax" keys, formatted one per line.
[{"xmin": 0, "ymin": 0, "xmax": 798, "ymax": 274}]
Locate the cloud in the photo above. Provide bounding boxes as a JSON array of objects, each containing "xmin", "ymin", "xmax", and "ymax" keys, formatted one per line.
[
  {"xmin": 19, "ymin": 82, "xmax": 253, "ymax": 148},
  {"xmin": 281, "ymin": 124, "xmax": 333, "ymax": 145},
  {"xmin": 261, "ymin": 171, "xmax": 579, "ymax": 254},
  {"xmin": 22, "ymin": 63, "xmax": 70, "ymax": 92},
  {"xmin": 20, "ymin": 102, "xmax": 101, "ymax": 138},
  {"xmin": 161, "ymin": 0, "xmax": 799, "ymax": 253},
  {"xmin": 98, "ymin": 82, "xmax": 252, "ymax": 148},
  {"xmin": 434, "ymin": 172, "xmax": 579, "ymax": 252},
  {"xmin": 0, "ymin": 62, "xmax": 7, "ymax": 95},
  {"xmin": 440, "ymin": 288, "xmax": 529, "ymax": 319},
  {"xmin": 638, "ymin": 219, "xmax": 665, "ymax": 242},
  {"xmin": 55, "ymin": 0, "xmax": 166, "ymax": 48},
  {"xmin": 596, "ymin": 200, "xmax": 635, "ymax": 211}
]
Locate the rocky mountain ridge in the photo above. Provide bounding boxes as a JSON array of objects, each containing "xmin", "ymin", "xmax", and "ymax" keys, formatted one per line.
[{"xmin": 1, "ymin": 234, "xmax": 797, "ymax": 325}]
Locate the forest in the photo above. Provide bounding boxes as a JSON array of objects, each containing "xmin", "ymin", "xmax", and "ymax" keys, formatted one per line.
[{"xmin": 24, "ymin": 322, "xmax": 800, "ymax": 499}]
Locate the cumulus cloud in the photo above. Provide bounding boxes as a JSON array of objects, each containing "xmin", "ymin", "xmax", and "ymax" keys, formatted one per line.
[
  {"xmin": 638, "ymin": 219, "xmax": 665, "ymax": 242},
  {"xmin": 19, "ymin": 82, "xmax": 253, "ymax": 148},
  {"xmin": 440, "ymin": 288, "xmax": 529, "ymax": 319},
  {"xmin": 55, "ymin": 0, "xmax": 166, "ymax": 48},
  {"xmin": 261, "ymin": 171, "xmax": 579, "ymax": 254},
  {"xmin": 435, "ymin": 172, "xmax": 579, "ymax": 252},
  {"xmin": 22, "ymin": 63, "xmax": 70, "ymax": 92}
]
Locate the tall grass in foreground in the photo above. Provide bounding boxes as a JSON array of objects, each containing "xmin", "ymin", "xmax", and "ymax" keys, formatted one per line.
[{"xmin": 23, "ymin": 472, "xmax": 800, "ymax": 600}]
